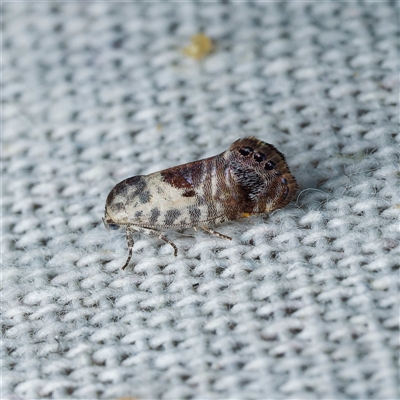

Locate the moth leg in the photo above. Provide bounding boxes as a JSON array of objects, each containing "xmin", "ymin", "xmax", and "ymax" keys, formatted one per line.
[
  {"xmin": 122, "ymin": 229, "xmax": 134, "ymax": 270},
  {"xmin": 147, "ymin": 230, "xmax": 178, "ymax": 256},
  {"xmin": 200, "ymin": 226, "xmax": 232, "ymax": 241},
  {"xmin": 136, "ymin": 227, "xmax": 178, "ymax": 257}
]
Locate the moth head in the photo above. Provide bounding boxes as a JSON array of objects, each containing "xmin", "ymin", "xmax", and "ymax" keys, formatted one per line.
[
  {"xmin": 103, "ymin": 213, "xmax": 120, "ymax": 231},
  {"xmin": 226, "ymin": 137, "xmax": 298, "ymax": 210}
]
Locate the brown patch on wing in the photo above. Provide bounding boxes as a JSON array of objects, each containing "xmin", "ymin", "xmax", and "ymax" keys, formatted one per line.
[
  {"xmin": 160, "ymin": 161, "xmax": 205, "ymax": 189},
  {"xmin": 161, "ymin": 169, "xmax": 192, "ymax": 189},
  {"xmin": 182, "ymin": 189, "xmax": 196, "ymax": 197}
]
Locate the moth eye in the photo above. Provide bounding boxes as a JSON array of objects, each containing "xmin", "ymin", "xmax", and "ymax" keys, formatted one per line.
[
  {"xmin": 108, "ymin": 223, "xmax": 120, "ymax": 230},
  {"xmin": 239, "ymin": 146, "xmax": 253, "ymax": 156},
  {"xmin": 253, "ymin": 152, "xmax": 267, "ymax": 162},
  {"xmin": 264, "ymin": 161, "xmax": 276, "ymax": 170}
]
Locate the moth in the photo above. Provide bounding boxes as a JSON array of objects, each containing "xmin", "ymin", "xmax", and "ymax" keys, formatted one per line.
[{"xmin": 103, "ymin": 137, "xmax": 298, "ymax": 269}]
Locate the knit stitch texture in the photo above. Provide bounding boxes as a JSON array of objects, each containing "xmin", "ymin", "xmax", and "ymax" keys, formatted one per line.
[{"xmin": 2, "ymin": 3, "xmax": 399, "ymax": 399}]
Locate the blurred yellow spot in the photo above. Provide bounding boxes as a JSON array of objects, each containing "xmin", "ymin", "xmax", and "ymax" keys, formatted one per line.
[
  {"xmin": 241, "ymin": 213, "xmax": 251, "ymax": 218},
  {"xmin": 183, "ymin": 33, "xmax": 214, "ymax": 60},
  {"xmin": 118, "ymin": 397, "xmax": 139, "ymax": 400}
]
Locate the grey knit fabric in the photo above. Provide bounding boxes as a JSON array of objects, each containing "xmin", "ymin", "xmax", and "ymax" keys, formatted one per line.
[{"xmin": 3, "ymin": 3, "xmax": 399, "ymax": 399}]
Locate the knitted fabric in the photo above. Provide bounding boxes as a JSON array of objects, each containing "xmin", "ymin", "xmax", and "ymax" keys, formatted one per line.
[{"xmin": 3, "ymin": 3, "xmax": 399, "ymax": 399}]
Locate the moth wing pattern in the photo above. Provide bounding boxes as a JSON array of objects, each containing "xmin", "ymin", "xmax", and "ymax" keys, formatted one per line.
[{"xmin": 105, "ymin": 167, "xmax": 215, "ymax": 229}]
